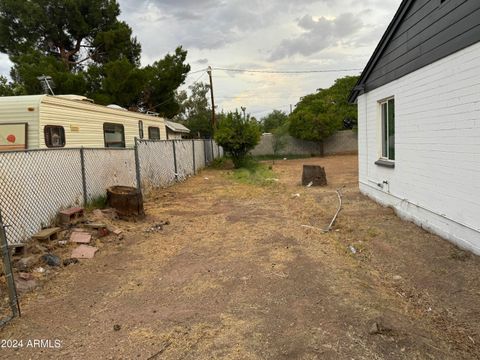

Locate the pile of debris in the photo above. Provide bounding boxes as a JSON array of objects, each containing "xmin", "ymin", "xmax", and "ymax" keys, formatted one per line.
[{"xmin": 9, "ymin": 207, "xmax": 124, "ymax": 295}]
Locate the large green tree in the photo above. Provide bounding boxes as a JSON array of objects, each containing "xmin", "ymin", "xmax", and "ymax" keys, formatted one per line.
[
  {"xmin": 261, "ymin": 109, "xmax": 288, "ymax": 133},
  {"xmin": 0, "ymin": 0, "xmax": 190, "ymax": 116},
  {"xmin": 175, "ymin": 82, "xmax": 213, "ymax": 138},
  {"xmin": 289, "ymin": 75, "xmax": 358, "ymax": 154},
  {"xmin": 142, "ymin": 47, "xmax": 191, "ymax": 118},
  {"xmin": 214, "ymin": 110, "xmax": 261, "ymax": 168}
]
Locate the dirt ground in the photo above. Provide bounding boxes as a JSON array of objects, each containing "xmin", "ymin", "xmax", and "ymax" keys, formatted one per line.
[{"xmin": 1, "ymin": 154, "xmax": 480, "ymax": 359}]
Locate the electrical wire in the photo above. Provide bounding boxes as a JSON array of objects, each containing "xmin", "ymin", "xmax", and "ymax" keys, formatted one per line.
[{"xmin": 212, "ymin": 67, "xmax": 363, "ymax": 74}]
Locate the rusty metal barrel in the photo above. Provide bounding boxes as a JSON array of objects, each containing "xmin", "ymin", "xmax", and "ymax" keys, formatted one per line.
[{"xmin": 106, "ymin": 186, "xmax": 144, "ymax": 218}]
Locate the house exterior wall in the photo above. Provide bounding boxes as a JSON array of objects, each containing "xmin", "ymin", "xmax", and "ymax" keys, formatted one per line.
[
  {"xmin": 366, "ymin": 0, "xmax": 480, "ymax": 92},
  {"xmin": 358, "ymin": 41, "xmax": 480, "ymax": 254}
]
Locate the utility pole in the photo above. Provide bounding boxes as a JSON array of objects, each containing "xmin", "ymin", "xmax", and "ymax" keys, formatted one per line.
[
  {"xmin": 290, "ymin": 104, "xmax": 293, "ymax": 115},
  {"xmin": 241, "ymin": 106, "xmax": 246, "ymax": 120},
  {"xmin": 207, "ymin": 66, "xmax": 216, "ymax": 131}
]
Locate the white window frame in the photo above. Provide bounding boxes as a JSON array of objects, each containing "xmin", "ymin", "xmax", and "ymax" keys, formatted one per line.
[{"xmin": 378, "ymin": 97, "xmax": 395, "ymax": 162}]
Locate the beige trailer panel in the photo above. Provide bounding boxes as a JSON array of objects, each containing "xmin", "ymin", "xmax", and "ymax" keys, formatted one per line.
[
  {"xmin": 0, "ymin": 95, "xmax": 42, "ymax": 148},
  {"xmin": 39, "ymin": 96, "xmax": 166, "ymax": 148}
]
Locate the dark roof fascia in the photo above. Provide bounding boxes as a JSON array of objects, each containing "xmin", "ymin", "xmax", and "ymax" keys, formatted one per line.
[{"xmin": 348, "ymin": 0, "xmax": 415, "ymax": 103}]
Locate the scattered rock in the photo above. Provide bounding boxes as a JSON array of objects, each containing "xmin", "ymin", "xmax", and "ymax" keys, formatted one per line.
[
  {"xmin": 112, "ymin": 229, "xmax": 123, "ymax": 236},
  {"xmin": 33, "ymin": 267, "xmax": 45, "ymax": 273},
  {"xmin": 71, "ymin": 245, "xmax": 98, "ymax": 259},
  {"xmin": 42, "ymin": 253, "xmax": 61, "ymax": 267},
  {"xmin": 63, "ymin": 258, "xmax": 79, "ymax": 266},
  {"xmin": 393, "ymin": 275, "xmax": 402, "ymax": 281},
  {"xmin": 18, "ymin": 272, "xmax": 34, "ymax": 281},
  {"xmin": 349, "ymin": 245, "xmax": 357, "ymax": 254},
  {"xmin": 15, "ymin": 278, "xmax": 37, "ymax": 293},
  {"xmin": 368, "ymin": 319, "xmax": 393, "ymax": 335},
  {"xmin": 97, "ymin": 227, "xmax": 109, "ymax": 238},
  {"xmin": 15, "ymin": 256, "xmax": 36, "ymax": 271},
  {"xmin": 29, "ymin": 244, "xmax": 48, "ymax": 255},
  {"xmin": 144, "ymin": 221, "xmax": 169, "ymax": 233},
  {"xmin": 369, "ymin": 322, "xmax": 380, "ymax": 335},
  {"xmin": 70, "ymin": 231, "xmax": 92, "ymax": 244},
  {"xmin": 113, "ymin": 324, "xmax": 121, "ymax": 331}
]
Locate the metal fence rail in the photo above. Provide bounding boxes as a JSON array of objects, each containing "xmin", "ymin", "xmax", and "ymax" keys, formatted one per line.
[{"xmin": 0, "ymin": 140, "xmax": 223, "ymax": 245}]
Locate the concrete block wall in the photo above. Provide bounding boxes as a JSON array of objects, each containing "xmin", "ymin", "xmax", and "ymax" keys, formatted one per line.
[
  {"xmin": 251, "ymin": 130, "xmax": 357, "ymax": 156},
  {"xmin": 358, "ymin": 41, "xmax": 480, "ymax": 254}
]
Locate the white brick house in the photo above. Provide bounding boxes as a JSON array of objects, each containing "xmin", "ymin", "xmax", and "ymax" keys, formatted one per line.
[{"xmin": 349, "ymin": 0, "xmax": 480, "ymax": 254}]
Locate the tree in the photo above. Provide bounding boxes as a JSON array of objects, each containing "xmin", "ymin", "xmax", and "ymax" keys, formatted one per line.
[
  {"xmin": 261, "ymin": 110, "xmax": 288, "ymax": 133},
  {"xmin": 175, "ymin": 82, "xmax": 213, "ymax": 138},
  {"xmin": 214, "ymin": 110, "xmax": 261, "ymax": 168},
  {"xmin": 0, "ymin": 0, "xmax": 191, "ymax": 116},
  {"xmin": 0, "ymin": 75, "xmax": 24, "ymax": 96},
  {"xmin": 142, "ymin": 47, "xmax": 191, "ymax": 118},
  {"xmin": 272, "ymin": 121, "xmax": 289, "ymax": 160},
  {"xmin": 289, "ymin": 75, "xmax": 358, "ymax": 154}
]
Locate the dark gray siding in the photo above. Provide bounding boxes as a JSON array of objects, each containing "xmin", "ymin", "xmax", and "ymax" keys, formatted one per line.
[{"xmin": 365, "ymin": 0, "xmax": 480, "ymax": 92}]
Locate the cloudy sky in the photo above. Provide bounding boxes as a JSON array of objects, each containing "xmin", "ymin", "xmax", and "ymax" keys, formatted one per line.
[{"xmin": 0, "ymin": 0, "xmax": 402, "ymax": 118}]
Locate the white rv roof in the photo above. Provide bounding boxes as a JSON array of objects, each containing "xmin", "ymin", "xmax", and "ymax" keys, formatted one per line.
[{"xmin": 165, "ymin": 120, "xmax": 190, "ymax": 133}]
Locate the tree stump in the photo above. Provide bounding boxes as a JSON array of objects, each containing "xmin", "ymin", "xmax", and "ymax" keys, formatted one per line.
[
  {"xmin": 302, "ymin": 165, "xmax": 327, "ymax": 186},
  {"xmin": 107, "ymin": 186, "xmax": 144, "ymax": 218}
]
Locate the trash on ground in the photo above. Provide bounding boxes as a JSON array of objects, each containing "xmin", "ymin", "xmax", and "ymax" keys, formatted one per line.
[
  {"xmin": 63, "ymin": 258, "xmax": 79, "ymax": 266},
  {"xmin": 70, "ymin": 231, "xmax": 92, "ymax": 244},
  {"xmin": 349, "ymin": 245, "xmax": 357, "ymax": 254},
  {"xmin": 42, "ymin": 253, "xmax": 61, "ymax": 267},
  {"xmin": 144, "ymin": 221, "xmax": 170, "ymax": 233},
  {"xmin": 292, "ymin": 193, "xmax": 301, "ymax": 198},
  {"xmin": 71, "ymin": 245, "xmax": 98, "ymax": 259},
  {"xmin": 33, "ymin": 267, "xmax": 45, "ymax": 273},
  {"xmin": 306, "ymin": 181, "xmax": 313, "ymax": 187},
  {"xmin": 85, "ymin": 222, "xmax": 107, "ymax": 229}
]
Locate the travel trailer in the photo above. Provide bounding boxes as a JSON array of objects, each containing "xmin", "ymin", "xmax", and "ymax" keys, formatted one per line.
[{"xmin": 0, "ymin": 94, "xmax": 167, "ymax": 150}]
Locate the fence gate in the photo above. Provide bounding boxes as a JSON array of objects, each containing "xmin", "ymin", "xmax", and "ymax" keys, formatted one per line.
[{"xmin": 0, "ymin": 210, "xmax": 21, "ymax": 326}]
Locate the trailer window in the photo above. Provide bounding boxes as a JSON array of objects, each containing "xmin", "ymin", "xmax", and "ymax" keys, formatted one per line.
[
  {"xmin": 138, "ymin": 121, "xmax": 144, "ymax": 139},
  {"xmin": 44, "ymin": 126, "xmax": 66, "ymax": 148},
  {"xmin": 148, "ymin": 126, "xmax": 160, "ymax": 140},
  {"xmin": 103, "ymin": 123, "xmax": 125, "ymax": 148}
]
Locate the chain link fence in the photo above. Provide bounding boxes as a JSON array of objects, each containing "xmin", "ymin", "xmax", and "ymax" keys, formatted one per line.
[
  {"xmin": 0, "ymin": 140, "xmax": 223, "ymax": 245},
  {"xmin": 84, "ymin": 148, "xmax": 137, "ymax": 202}
]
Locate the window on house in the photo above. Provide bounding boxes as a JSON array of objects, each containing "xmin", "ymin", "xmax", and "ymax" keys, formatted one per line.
[
  {"xmin": 148, "ymin": 126, "xmax": 160, "ymax": 140},
  {"xmin": 103, "ymin": 123, "xmax": 125, "ymax": 148},
  {"xmin": 380, "ymin": 98, "xmax": 395, "ymax": 161},
  {"xmin": 138, "ymin": 120, "xmax": 144, "ymax": 139},
  {"xmin": 44, "ymin": 125, "xmax": 66, "ymax": 148}
]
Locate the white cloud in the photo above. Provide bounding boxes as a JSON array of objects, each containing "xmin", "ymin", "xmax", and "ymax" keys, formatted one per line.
[{"xmin": 0, "ymin": 0, "xmax": 403, "ymax": 115}]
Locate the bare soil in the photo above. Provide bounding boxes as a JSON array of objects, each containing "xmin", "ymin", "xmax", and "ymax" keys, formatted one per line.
[{"xmin": 1, "ymin": 154, "xmax": 479, "ymax": 359}]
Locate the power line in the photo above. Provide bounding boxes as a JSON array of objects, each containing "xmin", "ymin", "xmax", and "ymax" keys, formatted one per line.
[
  {"xmin": 213, "ymin": 67, "xmax": 363, "ymax": 74},
  {"xmin": 148, "ymin": 72, "xmax": 207, "ymax": 112}
]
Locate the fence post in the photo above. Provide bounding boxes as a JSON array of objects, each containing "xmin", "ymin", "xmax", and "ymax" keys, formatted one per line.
[
  {"xmin": 204, "ymin": 139, "xmax": 207, "ymax": 165},
  {"xmin": 80, "ymin": 147, "xmax": 88, "ymax": 206},
  {"xmin": 172, "ymin": 140, "xmax": 178, "ymax": 181},
  {"xmin": 211, "ymin": 138, "xmax": 214, "ymax": 161},
  {"xmin": 0, "ymin": 210, "xmax": 20, "ymax": 319},
  {"xmin": 134, "ymin": 138, "xmax": 143, "ymax": 195},
  {"xmin": 192, "ymin": 139, "xmax": 196, "ymax": 175}
]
